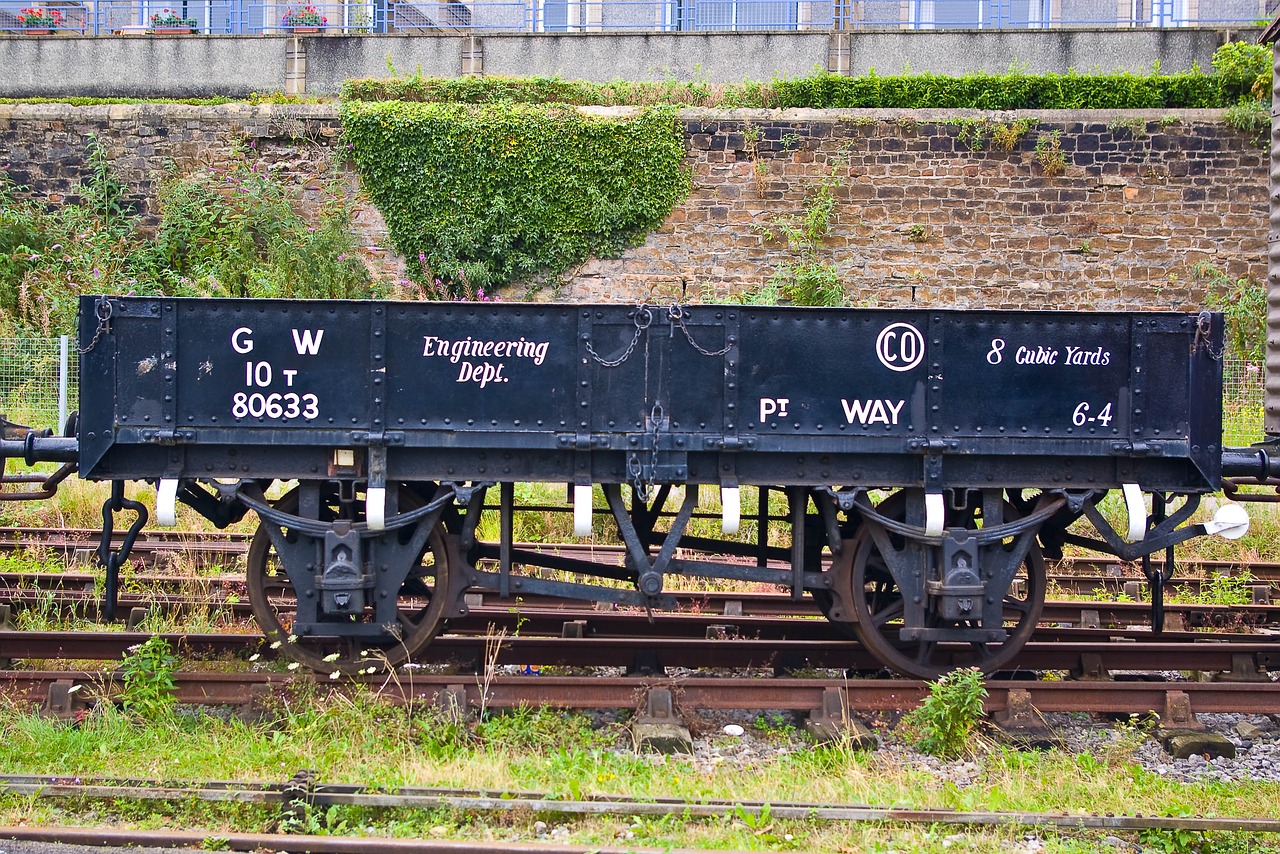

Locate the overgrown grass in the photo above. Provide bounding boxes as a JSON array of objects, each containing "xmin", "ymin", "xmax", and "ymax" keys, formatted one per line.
[
  {"xmin": 1, "ymin": 140, "xmax": 383, "ymax": 337},
  {"xmin": 0, "ymin": 693, "xmax": 1275, "ymax": 852}
]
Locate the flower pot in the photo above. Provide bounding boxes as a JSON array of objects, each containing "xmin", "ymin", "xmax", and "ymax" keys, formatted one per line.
[
  {"xmin": 289, "ymin": 25, "xmax": 321, "ymax": 32},
  {"xmin": 152, "ymin": 26, "xmax": 195, "ymax": 33},
  {"xmin": 23, "ymin": 28, "xmax": 53, "ymax": 34}
]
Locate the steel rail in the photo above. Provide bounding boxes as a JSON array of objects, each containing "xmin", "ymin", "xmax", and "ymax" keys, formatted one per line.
[
  {"xmin": 0, "ymin": 574, "xmax": 1275, "ymax": 625},
  {"xmin": 1, "ymin": 526, "xmax": 1276, "ymax": 588},
  {"xmin": 5, "ymin": 668, "xmax": 1280, "ymax": 715},
  {"xmin": 3, "ymin": 629, "xmax": 1279, "ymax": 675},
  {"xmin": 2, "ymin": 781, "xmax": 1280, "ymax": 834},
  {"xmin": 0, "ymin": 825, "xmax": 699, "ymax": 854},
  {"xmin": 2, "ymin": 585, "xmax": 1279, "ymax": 640}
]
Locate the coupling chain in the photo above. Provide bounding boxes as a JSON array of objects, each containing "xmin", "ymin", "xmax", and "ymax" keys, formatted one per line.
[
  {"xmin": 627, "ymin": 402, "xmax": 665, "ymax": 503},
  {"xmin": 78, "ymin": 296, "xmax": 113, "ymax": 355},
  {"xmin": 666, "ymin": 303, "xmax": 734, "ymax": 357},
  {"xmin": 1192, "ymin": 311, "xmax": 1223, "ymax": 361},
  {"xmin": 585, "ymin": 304, "xmax": 735, "ymax": 367},
  {"xmin": 585, "ymin": 304, "xmax": 652, "ymax": 367}
]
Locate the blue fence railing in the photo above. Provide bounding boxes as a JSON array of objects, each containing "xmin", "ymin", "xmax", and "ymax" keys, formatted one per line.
[{"xmin": 0, "ymin": 0, "xmax": 1270, "ymax": 34}]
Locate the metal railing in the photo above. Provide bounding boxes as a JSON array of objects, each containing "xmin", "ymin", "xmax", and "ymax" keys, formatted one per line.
[{"xmin": 0, "ymin": 0, "xmax": 1270, "ymax": 34}]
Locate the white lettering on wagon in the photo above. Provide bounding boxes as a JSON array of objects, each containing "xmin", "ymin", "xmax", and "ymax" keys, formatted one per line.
[
  {"xmin": 292, "ymin": 328, "xmax": 325, "ymax": 355},
  {"xmin": 986, "ymin": 338, "xmax": 1112, "ymax": 367},
  {"xmin": 759, "ymin": 398, "xmax": 790, "ymax": 422},
  {"xmin": 422, "ymin": 335, "xmax": 551, "ymax": 389},
  {"xmin": 841, "ymin": 398, "xmax": 906, "ymax": 426},
  {"xmin": 875, "ymin": 323, "xmax": 925, "ymax": 373},
  {"xmin": 226, "ymin": 326, "xmax": 320, "ymax": 420}
]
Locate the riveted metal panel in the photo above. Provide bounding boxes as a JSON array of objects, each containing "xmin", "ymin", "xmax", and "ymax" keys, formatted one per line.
[
  {"xmin": 737, "ymin": 310, "xmax": 926, "ymax": 439},
  {"xmin": 172, "ymin": 300, "xmax": 371, "ymax": 433},
  {"xmin": 77, "ymin": 297, "xmax": 1223, "ymax": 493},
  {"xmin": 937, "ymin": 314, "xmax": 1131, "ymax": 439},
  {"xmin": 384, "ymin": 303, "xmax": 577, "ymax": 434}
]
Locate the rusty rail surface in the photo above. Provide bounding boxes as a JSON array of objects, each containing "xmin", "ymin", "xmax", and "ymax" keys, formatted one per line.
[
  {"xmin": 0, "ymin": 526, "xmax": 1277, "ymax": 590},
  {"xmin": 2, "ymin": 780, "xmax": 1280, "ymax": 835},
  {"xmin": 2, "ymin": 628, "xmax": 1278, "ymax": 674},
  {"xmin": 1, "ymin": 586, "xmax": 1278, "ymax": 637},
  {"xmin": 6, "ymin": 668, "xmax": 1280, "ymax": 718}
]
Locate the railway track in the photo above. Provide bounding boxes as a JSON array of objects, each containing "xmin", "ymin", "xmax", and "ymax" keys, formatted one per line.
[
  {"xmin": 2, "ymin": 526, "xmax": 1277, "ymax": 595},
  {"xmin": 0, "ymin": 526, "xmax": 1275, "ymax": 718},
  {"xmin": 2, "ymin": 779, "xmax": 1278, "ymax": 836},
  {"xmin": 5, "ymin": 667, "xmax": 1278, "ymax": 718},
  {"xmin": 2, "ymin": 577, "xmax": 1277, "ymax": 639},
  {"xmin": 2, "ymin": 626, "xmax": 1276, "ymax": 680}
]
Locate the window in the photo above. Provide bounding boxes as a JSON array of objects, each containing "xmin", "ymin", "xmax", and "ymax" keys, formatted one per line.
[
  {"xmin": 908, "ymin": 0, "xmax": 1052, "ymax": 28},
  {"xmin": 1146, "ymin": 0, "xmax": 1188, "ymax": 26},
  {"xmin": 669, "ymin": 0, "xmax": 799, "ymax": 30}
]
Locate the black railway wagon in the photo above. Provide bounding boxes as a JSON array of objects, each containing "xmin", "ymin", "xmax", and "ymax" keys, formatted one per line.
[{"xmin": 10, "ymin": 296, "xmax": 1253, "ymax": 677}]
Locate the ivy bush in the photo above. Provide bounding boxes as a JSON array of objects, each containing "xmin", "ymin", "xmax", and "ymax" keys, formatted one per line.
[{"xmin": 341, "ymin": 100, "xmax": 689, "ymax": 294}]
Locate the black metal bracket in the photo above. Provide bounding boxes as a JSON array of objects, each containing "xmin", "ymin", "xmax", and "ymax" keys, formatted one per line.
[
  {"xmin": 604, "ymin": 481, "xmax": 696, "ymax": 602},
  {"xmin": 1073, "ymin": 491, "xmax": 1202, "ymax": 561}
]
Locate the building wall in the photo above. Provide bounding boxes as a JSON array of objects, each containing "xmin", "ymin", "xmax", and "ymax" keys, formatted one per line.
[
  {"xmin": 0, "ymin": 26, "xmax": 1255, "ymax": 97},
  {"xmin": 0, "ymin": 103, "xmax": 1265, "ymax": 310}
]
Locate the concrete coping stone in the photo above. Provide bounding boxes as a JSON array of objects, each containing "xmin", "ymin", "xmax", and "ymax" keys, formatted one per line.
[{"xmin": 0, "ymin": 102, "xmax": 1236, "ymax": 125}]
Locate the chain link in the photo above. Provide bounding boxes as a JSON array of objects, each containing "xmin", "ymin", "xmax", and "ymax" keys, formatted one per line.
[
  {"xmin": 1193, "ymin": 310, "xmax": 1223, "ymax": 361},
  {"xmin": 667, "ymin": 304, "xmax": 734, "ymax": 357},
  {"xmin": 78, "ymin": 297, "xmax": 113, "ymax": 355},
  {"xmin": 628, "ymin": 401, "xmax": 666, "ymax": 502},
  {"xmin": 584, "ymin": 304, "xmax": 652, "ymax": 367},
  {"xmin": 585, "ymin": 304, "xmax": 734, "ymax": 366}
]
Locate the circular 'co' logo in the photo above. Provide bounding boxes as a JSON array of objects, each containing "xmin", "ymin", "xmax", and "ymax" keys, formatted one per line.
[{"xmin": 875, "ymin": 323, "xmax": 925, "ymax": 372}]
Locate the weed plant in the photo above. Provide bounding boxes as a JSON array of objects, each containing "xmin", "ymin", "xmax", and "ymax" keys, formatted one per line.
[
  {"xmin": 118, "ymin": 636, "xmax": 179, "ymax": 720},
  {"xmin": 1196, "ymin": 262, "xmax": 1266, "ymax": 362},
  {"xmin": 1, "ymin": 143, "xmax": 381, "ymax": 337},
  {"xmin": 154, "ymin": 158, "xmax": 376, "ymax": 301},
  {"xmin": 898, "ymin": 667, "xmax": 988, "ymax": 759},
  {"xmin": 751, "ymin": 169, "xmax": 845, "ymax": 307}
]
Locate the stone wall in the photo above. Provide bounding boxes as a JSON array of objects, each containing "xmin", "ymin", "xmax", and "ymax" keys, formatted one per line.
[{"xmin": 0, "ymin": 103, "xmax": 1266, "ymax": 310}]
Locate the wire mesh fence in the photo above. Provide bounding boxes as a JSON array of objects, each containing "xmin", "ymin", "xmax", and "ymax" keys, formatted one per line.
[
  {"xmin": 0, "ymin": 339, "xmax": 1267, "ymax": 449},
  {"xmin": 1223, "ymin": 358, "xmax": 1265, "ymax": 448},
  {"xmin": 0, "ymin": 338, "xmax": 76, "ymax": 434}
]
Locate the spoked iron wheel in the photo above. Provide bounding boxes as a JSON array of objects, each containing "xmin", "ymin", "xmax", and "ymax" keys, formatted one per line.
[
  {"xmin": 834, "ymin": 491, "xmax": 1045, "ymax": 679},
  {"xmin": 246, "ymin": 483, "xmax": 452, "ymax": 674}
]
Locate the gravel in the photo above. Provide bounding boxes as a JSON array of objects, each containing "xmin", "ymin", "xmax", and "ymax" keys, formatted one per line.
[
  {"xmin": 1136, "ymin": 713, "xmax": 1280, "ymax": 784},
  {"xmin": 616, "ymin": 701, "xmax": 1280, "ymax": 787}
]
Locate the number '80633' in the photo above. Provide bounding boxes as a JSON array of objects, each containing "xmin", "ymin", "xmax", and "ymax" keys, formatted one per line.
[{"xmin": 232, "ymin": 392, "xmax": 319, "ymax": 420}]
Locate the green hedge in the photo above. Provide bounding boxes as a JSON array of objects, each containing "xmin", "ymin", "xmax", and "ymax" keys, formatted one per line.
[
  {"xmin": 771, "ymin": 71, "xmax": 1228, "ymax": 110},
  {"xmin": 342, "ymin": 66, "xmax": 1257, "ymax": 111}
]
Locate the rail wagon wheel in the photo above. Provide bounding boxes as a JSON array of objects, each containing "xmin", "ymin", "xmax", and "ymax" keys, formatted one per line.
[
  {"xmin": 246, "ymin": 484, "xmax": 451, "ymax": 674},
  {"xmin": 831, "ymin": 491, "xmax": 1046, "ymax": 680}
]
